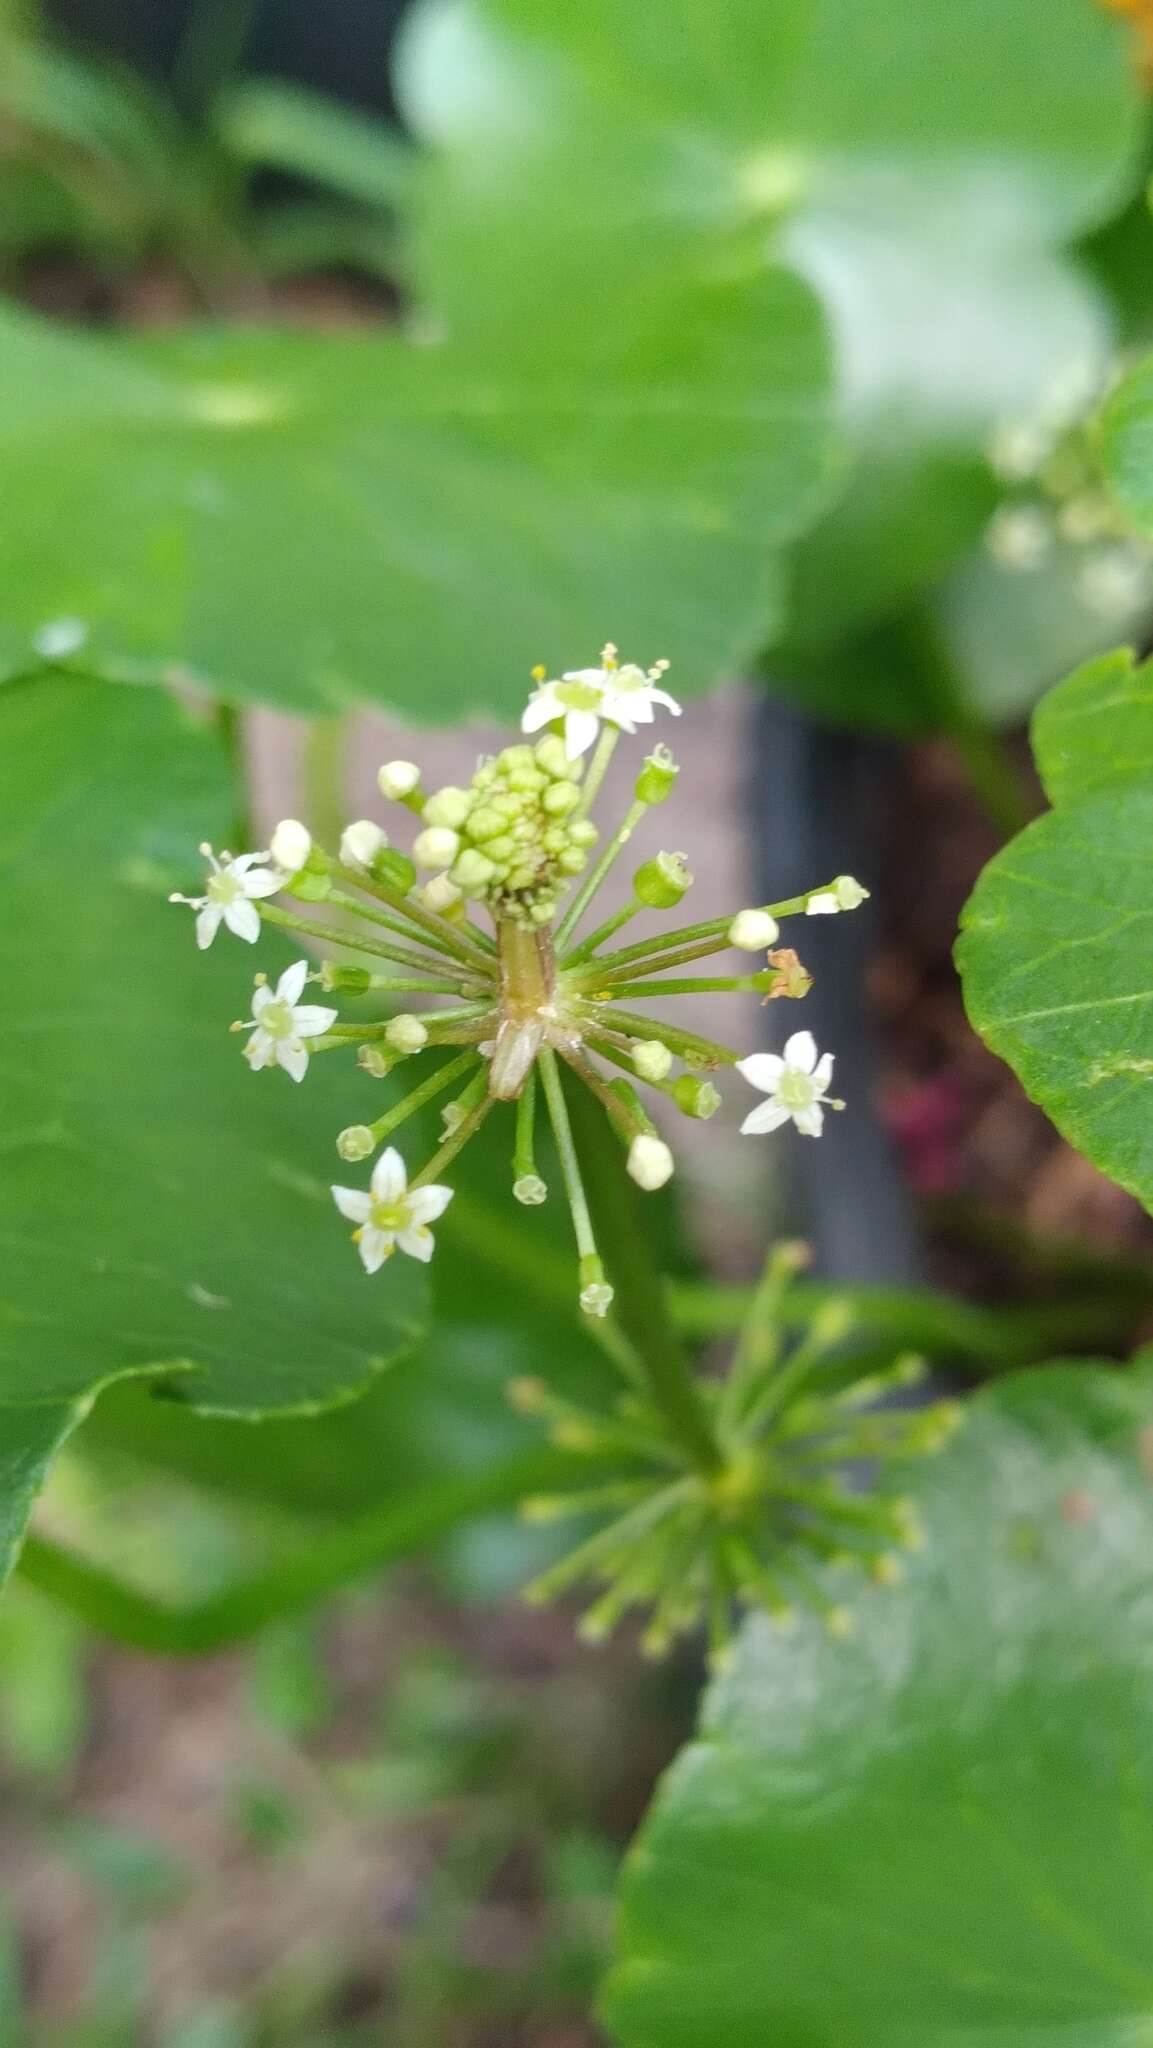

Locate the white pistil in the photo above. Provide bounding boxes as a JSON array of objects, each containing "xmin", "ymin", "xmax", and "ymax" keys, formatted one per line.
[
  {"xmin": 737, "ymin": 1031, "xmax": 839, "ymax": 1139},
  {"xmin": 239, "ymin": 959, "xmax": 337, "ymax": 1082},
  {"xmin": 331, "ymin": 1146, "xmax": 454, "ymax": 1273},
  {"xmin": 169, "ymin": 843, "xmax": 282, "ymax": 949}
]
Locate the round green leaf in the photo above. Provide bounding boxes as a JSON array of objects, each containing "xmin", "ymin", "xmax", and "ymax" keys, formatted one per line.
[
  {"xmin": 0, "ymin": 670, "xmax": 426, "ymax": 1411},
  {"xmin": 957, "ymin": 744, "xmax": 1153, "ymax": 1216},
  {"xmin": 606, "ymin": 1365, "xmax": 1153, "ymax": 2048},
  {"xmin": 1030, "ymin": 646, "xmax": 1153, "ymax": 806}
]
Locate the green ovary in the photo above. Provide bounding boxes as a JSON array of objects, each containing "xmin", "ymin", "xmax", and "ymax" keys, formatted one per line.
[{"xmin": 776, "ymin": 1070, "xmax": 815, "ymax": 1112}]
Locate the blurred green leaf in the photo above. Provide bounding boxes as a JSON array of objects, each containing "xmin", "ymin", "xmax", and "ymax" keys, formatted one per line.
[
  {"xmin": 400, "ymin": 0, "xmax": 1141, "ymax": 726},
  {"xmin": 605, "ymin": 1364, "xmax": 1153, "ymax": 2048},
  {"xmin": 0, "ymin": 264, "xmax": 831, "ymax": 716},
  {"xmin": 215, "ymin": 79, "xmax": 412, "ymax": 213},
  {"xmin": 0, "ymin": 1583, "xmax": 88, "ymax": 1777},
  {"xmin": 1103, "ymin": 347, "xmax": 1153, "ymax": 535},
  {"xmin": 958, "ymin": 647, "xmax": 1153, "ymax": 1213}
]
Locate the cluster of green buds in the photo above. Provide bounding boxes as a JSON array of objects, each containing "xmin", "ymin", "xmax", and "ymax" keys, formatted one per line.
[
  {"xmin": 514, "ymin": 1244, "xmax": 963, "ymax": 1661},
  {"xmin": 413, "ymin": 734, "xmax": 599, "ymax": 928},
  {"xmin": 172, "ymin": 645, "xmax": 871, "ymax": 1318}
]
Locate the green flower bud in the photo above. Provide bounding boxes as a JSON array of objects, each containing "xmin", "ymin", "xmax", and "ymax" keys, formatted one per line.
[
  {"xmin": 568, "ymin": 818, "xmax": 599, "ymax": 847},
  {"xmin": 321, "ymin": 962, "xmax": 370, "ymax": 994},
  {"xmin": 542, "ymin": 779, "xmax": 581, "ymax": 817},
  {"xmin": 422, "ymin": 785, "xmax": 472, "ymax": 830},
  {"xmin": 672, "ymin": 1074, "xmax": 722, "ymax": 1119},
  {"xmin": 507, "ymin": 765, "xmax": 548, "ymax": 793},
  {"xmin": 534, "ymin": 733, "xmax": 577, "ymax": 779},
  {"xmin": 385, "ymin": 1013, "xmax": 429, "ymax": 1054},
  {"xmin": 634, "ymin": 850, "xmax": 692, "ymax": 909},
  {"xmin": 498, "ymin": 744, "xmax": 536, "ymax": 772},
  {"xmin": 466, "ymin": 804, "xmax": 508, "ymax": 843},
  {"xmin": 336, "ymin": 1124, "xmax": 375, "ymax": 1162},
  {"xmin": 635, "ymin": 744, "xmax": 679, "ymax": 804},
  {"xmin": 378, "ymin": 848, "xmax": 417, "ymax": 894},
  {"xmin": 453, "ymin": 847, "xmax": 497, "ymax": 894},
  {"xmin": 483, "ymin": 834, "xmax": 516, "ymax": 863},
  {"xmin": 557, "ymin": 846, "xmax": 586, "ymax": 874}
]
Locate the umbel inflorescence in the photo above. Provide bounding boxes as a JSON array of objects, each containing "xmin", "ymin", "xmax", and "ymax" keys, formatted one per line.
[
  {"xmin": 172, "ymin": 645, "xmax": 965, "ymax": 1656},
  {"xmin": 173, "ymin": 645, "xmax": 865, "ymax": 1318}
]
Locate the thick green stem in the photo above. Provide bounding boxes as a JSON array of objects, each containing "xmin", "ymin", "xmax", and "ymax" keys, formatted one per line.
[
  {"xmin": 17, "ymin": 1451, "xmax": 581, "ymax": 1655},
  {"xmin": 576, "ymin": 726, "xmax": 619, "ymax": 816},
  {"xmin": 564, "ymin": 1075, "xmax": 721, "ymax": 1476}
]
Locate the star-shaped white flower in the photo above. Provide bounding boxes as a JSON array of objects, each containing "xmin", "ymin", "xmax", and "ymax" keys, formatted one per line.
[
  {"xmin": 240, "ymin": 960, "xmax": 337, "ymax": 1083},
  {"xmin": 521, "ymin": 645, "xmax": 680, "ymax": 758},
  {"xmin": 737, "ymin": 1031, "xmax": 838, "ymax": 1139},
  {"xmin": 170, "ymin": 843, "xmax": 282, "ymax": 949},
  {"xmin": 331, "ymin": 1146, "xmax": 454, "ymax": 1273}
]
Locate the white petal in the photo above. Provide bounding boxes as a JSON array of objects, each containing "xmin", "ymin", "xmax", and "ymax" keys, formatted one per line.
[
  {"xmin": 359, "ymin": 1228, "xmax": 392, "ymax": 1275},
  {"xmin": 230, "ymin": 851, "xmax": 270, "ymax": 875},
  {"xmin": 564, "ymin": 708, "xmax": 601, "ymax": 756},
  {"xmin": 223, "ymin": 896, "xmax": 261, "ymax": 943},
  {"xmin": 195, "ymin": 902, "xmax": 223, "ymax": 949},
  {"xmin": 562, "ymin": 668, "xmax": 608, "ymax": 689},
  {"xmin": 277, "ymin": 959, "xmax": 310, "ymax": 1006},
  {"xmin": 244, "ymin": 1028, "xmax": 274, "ymax": 1069},
  {"xmin": 277, "ymin": 1040, "xmax": 309, "ymax": 1083},
  {"xmin": 521, "ymin": 692, "xmax": 558, "ymax": 733},
  {"xmin": 736, "ymin": 1052, "xmax": 785, "ymax": 1093},
  {"xmin": 251, "ymin": 983, "xmax": 274, "ymax": 1014},
  {"xmin": 621, "ymin": 695, "xmax": 654, "ymax": 723},
  {"xmin": 242, "ymin": 868, "xmax": 282, "ymax": 900},
  {"xmin": 371, "ymin": 1146, "xmax": 408, "ymax": 1203},
  {"xmin": 740, "ymin": 1101, "xmax": 792, "ymax": 1136},
  {"xmin": 406, "ymin": 1183, "xmax": 454, "ymax": 1225},
  {"xmin": 812, "ymin": 1053, "xmax": 834, "ymax": 1093},
  {"xmin": 331, "ymin": 1186, "xmax": 372, "ymax": 1224},
  {"xmin": 397, "ymin": 1224, "xmax": 435, "ymax": 1262},
  {"xmin": 292, "ymin": 1004, "xmax": 338, "ymax": 1037},
  {"xmin": 649, "ymin": 688, "xmax": 682, "ymax": 715},
  {"xmin": 794, "ymin": 1103, "xmax": 825, "ymax": 1138},
  {"xmin": 784, "ymin": 1031, "xmax": 818, "ymax": 1074},
  {"xmin": 603, "ymin": 703, "xmax": 639, "ymax": 734}
]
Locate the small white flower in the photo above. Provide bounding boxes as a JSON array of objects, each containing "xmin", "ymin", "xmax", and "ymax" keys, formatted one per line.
[
  {"xmin": 270, "ymin": 819, "xmax": 312, "ymax": 873},
  {"xmin": 340, "ymin": 819, "xmax": 388, "ymax": 870},
  {"xmin": 521, "ymin": 644, "xmax": 680, "ymax": 758},
  {"xmin": 331, "ymin": 1146, "xmax": 454, "ymax": 1273},
  {"xmin": 240, "ymin": 960, "xmax": 337, "ymax": 1083},
  {"xmin": 1077, "ymin": 547, "xmax": 1153, "ymax": 621},
  {"xmin": 627, "ymin": 1133, "xmax": 675, "ymax": 1190},
  {"xmin": 806, "ymin": 875, "xmax": 869, "ymax": 916},
  {"xmin": 738, "ymin": 1031, "xmax": 838, "ymax": 1140},
  {"xmin": 170, "ymin": 843, "xmax": 282, "ymax": 949},
  {"xmin": 728, "ymin": 908, "xmax": 780, "ymax": 951}
]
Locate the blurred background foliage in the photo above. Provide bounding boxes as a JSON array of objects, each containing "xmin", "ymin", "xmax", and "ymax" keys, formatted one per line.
[{"xmin": 6, "ymin": 0, "xmax": 1153, "ymax": 2040}]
